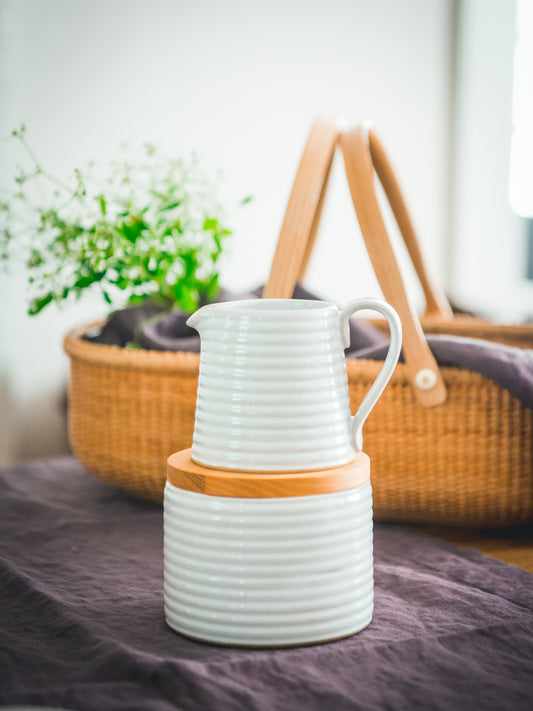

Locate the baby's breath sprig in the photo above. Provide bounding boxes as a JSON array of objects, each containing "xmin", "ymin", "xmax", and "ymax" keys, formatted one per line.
[{"xmin": 1, "ymin": 127, "xmax": 244, "ymax": 315}]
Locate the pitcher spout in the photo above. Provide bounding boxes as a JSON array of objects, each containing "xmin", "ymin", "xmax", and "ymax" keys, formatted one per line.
[{"xmin": 186, "ymin": 307, "xmax": 206, "ymax": 334}]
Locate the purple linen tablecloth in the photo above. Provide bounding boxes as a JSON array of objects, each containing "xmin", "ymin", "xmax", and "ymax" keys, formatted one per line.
[{"xmin": 0, "ymin": 458, "xmax": 532, "ymax": 711}]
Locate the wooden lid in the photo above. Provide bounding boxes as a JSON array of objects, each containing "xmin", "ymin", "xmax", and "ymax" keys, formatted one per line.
[{"xmin": 167, "ymin": 449, "xmax": 370, "ymax": 498}]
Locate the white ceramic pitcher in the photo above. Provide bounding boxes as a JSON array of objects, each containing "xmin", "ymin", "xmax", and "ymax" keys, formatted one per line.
[{"xmin": 187, "ymin": 297, "xmax": 402, "ymax": 472}]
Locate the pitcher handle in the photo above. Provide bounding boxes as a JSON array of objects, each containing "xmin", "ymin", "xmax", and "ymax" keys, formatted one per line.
[{"xmin": 340, "ymin": 298, "xmax": 402, "ymax": 453}]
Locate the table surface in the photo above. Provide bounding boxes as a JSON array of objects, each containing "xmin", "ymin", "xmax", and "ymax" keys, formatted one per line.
[
  {"xmin": 422, "ymin": 524, "xmax": 533, "ymax": 573},
  {"xmin": 1, "ymin": 457, "xmax": 532, "ymax": 711}
]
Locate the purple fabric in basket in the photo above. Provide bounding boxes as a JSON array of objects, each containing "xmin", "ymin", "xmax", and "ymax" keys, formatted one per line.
[
  {"xmin": 91, "ymin": 285, "xmax": 386, "ymax": 354},
  {"xmin": 90, "ymin": 286, "xmax": 533, "ymax": 411},
  {"xmin": 1, "ymin": 458, "xmax": 533, "ymax": 711},
  {"xmin": 354, "ymin": 334, "xmax": 533, "ymax": 412}
]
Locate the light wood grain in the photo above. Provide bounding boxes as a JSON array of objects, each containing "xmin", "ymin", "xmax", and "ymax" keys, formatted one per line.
[
  {"xmin": 339, "ymin": 127, "xmax": 447, "ymax": 407},
  {"xmin": 367, "ymin": 128, "xmax": 453, "ymax": 320},
  {"xmin": 167, "ymin": 449, "xmax": 370, "ymax": 498},
  {"xmin": 262, "ymin": 117, "xmax": 340, "ymax": 299}
]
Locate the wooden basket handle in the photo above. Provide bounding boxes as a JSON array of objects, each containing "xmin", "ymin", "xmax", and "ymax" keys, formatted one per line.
[
  {"xmin": 365, "ymin": 127, "xmax": 453, "ymax": 320},
  {"xmin": 339, "ymin": 126, "xmax": 446, "ymax": 406},
  {"xmin": 263, "ymin": 118, "xmax": 446, "ymax": 407},
  {"xmin": 262, "ymin": 117, "xmax": 340, "ymax": 298}
]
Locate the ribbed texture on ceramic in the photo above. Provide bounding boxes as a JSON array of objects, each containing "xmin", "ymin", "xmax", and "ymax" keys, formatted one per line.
[
  {"xmin": 191, "ymin": 301, "xmax": 355, "ymax": 471},
  {"xmin": 65, "ymin": 324, "xmax": 533, "ymax": 525},
  {"xmin": 164, "ymin": 481, "xmax": 374, "ymax": 646}
]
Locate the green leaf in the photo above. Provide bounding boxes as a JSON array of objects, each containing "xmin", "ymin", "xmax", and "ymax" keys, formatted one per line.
[
  {"xmin": 119, "ymin": 218, "xmax": 146, "ymax": 243},
  {"xmin": 212, "ymin": 234, "xmax": 221, "ymax": 252},
  {"xmin": 203, "ymin": 218, "xmax": 218, "ymax": 231},
  {"xmin": 172, "ymin": 282, "xmax": 198, "ymax": 312},
  {"xmin": 3, "ymin": 133, "xmax": 240, "ymax": 315},
  {"xmin": 179, "ymin": 250, "xmax": 199, "ymax": 277},
  {"xmin": 28, "ymin": 292, "xmax": 53, "ymax": 315},
  {"xmin": 73, "ymin": 274, "xmax": 96, "ymax": 289},
  {"xmin": 112, "ymin": 276, "xmax": 131, "ymax": 290},
  {"xmin": 127, "ymin": 293, "xmax": 145, "ymax": 305},
  {"xmin": 204, "ymin": 273, "xmax": 219, "ymax": 300}
]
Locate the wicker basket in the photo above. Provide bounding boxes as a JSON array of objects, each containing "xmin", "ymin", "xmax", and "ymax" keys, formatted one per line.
[
  {"xmin": 64, "ymin": 327, "xmax": 533, "ymax": 524},
  {"xmin": 347, "ymin": 360, "xmax": 532, "ymax": 525},
  {"xmin": 64, "ymin": 326, "xmax": 199, "ymax": 503},
  {"xmin": 64, "ymin": 118, "xmax": 533, "ymax": 524}
]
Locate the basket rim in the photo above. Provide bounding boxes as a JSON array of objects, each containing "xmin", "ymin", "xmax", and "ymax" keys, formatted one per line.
[
  {"xmin": 420, "ymin": 313, "xmax": 533, "ymax": 336},
  {"xmin": 370, "ymin": 314, "xmax": 533, "ymax": 341},
  {"xmin": 64, "ymin": 321, "xmax": 517, "ymax": 390},
  {"xmin": 63, "ymin": 321, "xmax": 200, "ymax": 374}
]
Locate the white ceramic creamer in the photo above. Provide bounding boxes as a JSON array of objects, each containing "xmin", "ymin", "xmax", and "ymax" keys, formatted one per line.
[{"xmin": 187, "ymin": 297, "xmax": 402, "ymax": 471}]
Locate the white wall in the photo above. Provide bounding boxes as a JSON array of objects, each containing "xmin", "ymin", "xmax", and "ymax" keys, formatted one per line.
[
  {"xmin": 450, "ymin": 0, "xmax": 532, "ymax": 322},
  {"xmin": 0, "ymin": 0, "xmax": 454, "ymax": 463}
]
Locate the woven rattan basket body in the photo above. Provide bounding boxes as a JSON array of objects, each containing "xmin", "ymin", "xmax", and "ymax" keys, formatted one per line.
[
  {"xmin": 64, "ymin": 326, "xmax": 199, "ymax": 503},
  {"xmin": 64, "ymin": 327, "xmax": 533, "ymax": 524},
  {"xmin": 347, "ymin": 360, "xmax": 533, "ymax": 526}
]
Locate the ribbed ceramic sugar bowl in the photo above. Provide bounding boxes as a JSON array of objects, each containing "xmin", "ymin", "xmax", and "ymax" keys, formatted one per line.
[{"xmin": 164, "ymin": 451, "xmax": 374, "ymax": 646}]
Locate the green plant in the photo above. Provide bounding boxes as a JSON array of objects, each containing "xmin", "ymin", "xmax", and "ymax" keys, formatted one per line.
[{"xmin": 1, "ymin": 126, "xmax": 248, "ymax": 315}]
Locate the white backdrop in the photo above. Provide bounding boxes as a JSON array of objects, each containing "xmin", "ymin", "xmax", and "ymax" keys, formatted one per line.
[{"xmin": 0, "ymin": 0, "xmax": 455, "ymax": 462}]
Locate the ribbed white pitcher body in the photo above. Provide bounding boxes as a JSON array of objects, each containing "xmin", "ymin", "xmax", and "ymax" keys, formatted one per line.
[
  {"xmin": 187, "ymin": 298, "xmax": 402, "ymax": 472},
  {"xmin": 164, "ymin": 480, "xmax": 374, "ymax": 646},
  {"xmin": 188, "ymin": 299, "xmax": 354, "ymax": 471}
]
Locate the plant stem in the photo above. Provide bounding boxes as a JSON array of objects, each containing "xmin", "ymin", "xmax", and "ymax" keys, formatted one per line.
[{"xmin": 18, "ymin": 133, "xmax": 74, "ymax": 194}]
